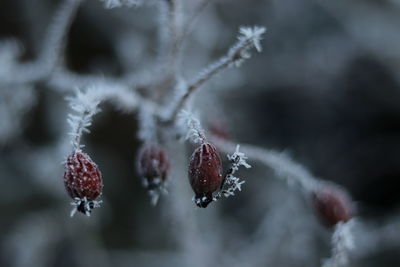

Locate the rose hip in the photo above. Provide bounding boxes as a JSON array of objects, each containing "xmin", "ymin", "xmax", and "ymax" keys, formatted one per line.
[
  {"xmin": 136, "ymin": 144, "xmax": 170, "ymax": 189},
  {"xmin": 188, "ymin": 142, "xmax": 223, "ymax": 208},
  {"xmin": 64, "ymin": 150, "xmax": 103, "ymax": 216}
]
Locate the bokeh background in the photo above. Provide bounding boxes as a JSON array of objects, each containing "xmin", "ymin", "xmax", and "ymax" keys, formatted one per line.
[{"xmin": 1, "ymin": 0, "xmax": 400, "ymax": 266}]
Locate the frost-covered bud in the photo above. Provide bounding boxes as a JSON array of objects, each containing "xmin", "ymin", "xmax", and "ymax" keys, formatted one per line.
[
  {"xmin": 312, "ymin": 184, "xmax": 354, "ymax": 227},
  {"xmin": 137, "ymin": 144, "xmax": 170, "ymax": 189},
  {"xmin": 64, "ymin": 151, "xmax": 103, "ymax": 216},
  {"xmin": 189, "ymin": 142, "xmax": 223, "ymax": 208}
]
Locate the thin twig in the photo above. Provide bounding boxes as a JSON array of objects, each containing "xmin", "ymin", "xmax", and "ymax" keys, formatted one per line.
[
  {"xmin": 210, "ymin": 136, "xmax": 318, "ymax": 192},
  {"xmin": 322, "ymin": 220, "xmax": 355, "ymax": 267},
  {"xmin": 167, "ymin": 26, "xmax": 266, "ymax": 123}
]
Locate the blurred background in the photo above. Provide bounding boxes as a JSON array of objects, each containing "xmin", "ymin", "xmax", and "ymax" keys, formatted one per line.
[{"xmin": 1, "ymin": 0, "xmax": 400, "ymax": 266}]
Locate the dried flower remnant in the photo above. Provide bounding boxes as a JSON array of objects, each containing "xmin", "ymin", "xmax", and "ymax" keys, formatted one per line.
[
  {"xmin": 312, "ymin": 184, "xmax": 354, "ymax": 227},
  {"xmin": 64, "ymin": 150, "xmax": 103, "ymax": 217},
  {"xmin": 189, "ymin": 142, "xmax": 223, "ymax": 208},
  {"xmin": 136, "ymin": 144, "xmax": 170, "ymax": 205}
]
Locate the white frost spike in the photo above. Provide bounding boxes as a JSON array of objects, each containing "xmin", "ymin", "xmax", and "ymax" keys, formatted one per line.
[
  {"xmin": 228, "ymin": 145, "xmax": 252, "ymax": 170},
  {"xmin": 238, "ymin": 26, "xmax": 266, "ymax": 52},
  {"xmin": 99, "ymin": 0, "xmax": 142, "ymax": 9},
  {"xmin": 213, "ymin": 144, "xmax": 250, "ymax": 201},
  {"xmin": 229, "ymin": 25, "xmax": 267, "ymax": 67},
  {"xmin": 178, "ymin": 110, "xmax": 206, "ymax": 144}
]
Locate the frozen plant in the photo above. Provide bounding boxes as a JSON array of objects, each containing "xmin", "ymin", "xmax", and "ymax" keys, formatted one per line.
[
  {"xmin": 180, "ymin": 110, "xmax": 251, "ymax": 207},
  {"xmin": 0, "ymin": 0, "xmax": 372, "ymax": 267}
]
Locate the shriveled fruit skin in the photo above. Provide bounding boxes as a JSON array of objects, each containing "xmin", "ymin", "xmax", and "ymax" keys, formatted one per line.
[
  {"xmin": 188, "ymin": 142, "xmax": 223, "ymax": 208},
  {"xmin": 64, "ymin": 151, "xmax": 103, "ymax": 201},
  {"xmin": 137, "ymin": 144, "xmax": 170, "ymax": 189}
]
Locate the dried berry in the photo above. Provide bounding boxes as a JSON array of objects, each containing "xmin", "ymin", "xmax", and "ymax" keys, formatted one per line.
[
  {"xmin": 312, "ymin": 184, "xmax": 354, "ymax": 227},
  {"xmin": 188, "ymin": 142, "xmax": 223, "ymax": 208},
  {"xmin": 64, "ymin": 150, "xmax": 103, "ymax": 216},
  {"xmin": 136, "ymin": 144, "xmax": 170, "ymax": 190}
]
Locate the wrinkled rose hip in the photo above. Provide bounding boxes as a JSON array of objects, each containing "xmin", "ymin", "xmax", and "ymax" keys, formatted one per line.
[
  {"xmin": 64, "ymin": 151, "xmax": 103, "ymax": 216},
  {"xmin": 188, "ymin": 142, "xmax": 223, "ymax": 208},
  {"xmin": 312, "ymin": 184, "xmax": 353, "ymax": 227},
  {"xmin": 137, "ymin": 144, "xmax": 170, "ymax": 189}
]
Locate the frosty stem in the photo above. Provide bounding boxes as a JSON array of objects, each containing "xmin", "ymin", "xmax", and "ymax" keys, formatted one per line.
[
  {"xmin": 211, "ymin": 136, "xmax": 318, "ymax": 193},
  {"xmin": 167, "ymin": 26, "xmax": 266, "ymax": 123},
  {"xmin": 322, "ymin": 220, "xmax": 355, "ymax": 267}
]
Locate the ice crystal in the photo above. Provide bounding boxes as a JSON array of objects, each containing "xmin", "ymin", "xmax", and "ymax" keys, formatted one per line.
[
  {"xmin": 238, "ymin": 26, "xmax": 266, "ymax": 53},
  {"xmin": 214, "ymin": 145, "xmax": 251, "ymax": 200},
  {"xmin": 228, "ymin": 26, "xmax": 267, "ymax": 67}
]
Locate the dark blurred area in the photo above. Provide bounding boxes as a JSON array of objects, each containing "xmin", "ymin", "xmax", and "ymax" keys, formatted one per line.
[{"xmin": 1, "ymin": 0, "xmax": 400, "ymax": 266}]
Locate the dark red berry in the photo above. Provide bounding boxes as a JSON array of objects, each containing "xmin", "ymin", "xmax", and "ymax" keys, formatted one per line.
[
  {"xmin": 188, "ymin": 142, "xmax": 223, "ymax": 208},
  {"xmin": 136, "ymin": 144, "xmax": 170, "ymax": 189},
  {"xmin": 312, "ymin": 184, "xmax": 353, "ymax": 227},
  {"xmin": 64, "ymin": 151, "xmax": 103, "ymax": 216}
]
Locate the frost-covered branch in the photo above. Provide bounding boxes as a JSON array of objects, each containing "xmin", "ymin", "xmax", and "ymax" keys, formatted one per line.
[
  {"xmin": 137, "ymin": 105, "xmax": 158, "ymax": 143},
  {"xmin": 178, "ymin": 110, "xmax": 206, "ymax": 144},
  {"xmin": 38, "ymin": 0, "xmax": 82, "ymax": 72},
  {"xmin": 99, "ymin": 0, "xmax": 143, "ymax": 9},
  {"xmin": 2, "ymin": 0, "xmax": 82, "ymax": 85},
  {"xmin": 322, "ymin": 220, "xmax": 355, "ymax": 267},
  {"xmin": 67, "ymin": 88, "xmax": 103, "ymax": 151},
  {"xmin": 49, "ymin": 69, "xmax": 160, "ymax": 113},
  {"xmin": 0, "ymin": 85, "xmax": 36, "ymax": 145},
  {"xmin": 167, "ymin": 0, "xmax": 184, "ymax": 64},
  {"xmin": 168, "ymin": 26, "xmax": 266, "ymax": 122},
  {"xmin": 157, "ymin": 0, "xmax": 184, "ymax": 79},
  {"xmin": 66, "ymin": 82, "xmax": 161, "ymax": 150},
  {"xmin": 211, "ymin": 136, "xmax": 318, "ymax": 192}
]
